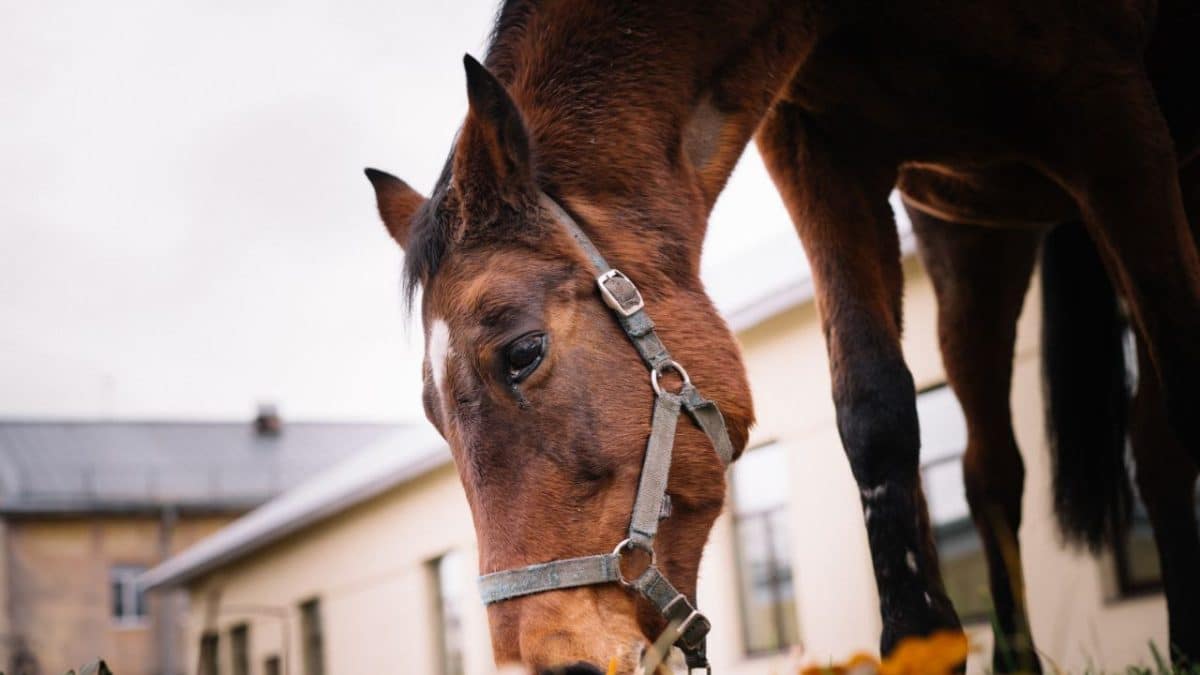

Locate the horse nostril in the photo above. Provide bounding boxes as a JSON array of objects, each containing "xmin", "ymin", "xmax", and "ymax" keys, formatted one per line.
[{"xmin": 539, "ymin": 663, "xmax": 606, "ymax": 675}]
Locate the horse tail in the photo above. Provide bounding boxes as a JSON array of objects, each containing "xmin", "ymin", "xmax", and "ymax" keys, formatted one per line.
[{"xmin": 1040, "ymin": 221, "xmax": 1133, "ymax": 552}]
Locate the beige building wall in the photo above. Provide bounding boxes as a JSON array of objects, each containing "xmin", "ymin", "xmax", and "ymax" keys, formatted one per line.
[
  {"xmin": 2, "ymin": 514, "xmax": 231, "ymax": 675},
  {"xmin": 183, "ymin": 464, "xmax": 491, "ymax": 675},
  {"xmin": 176, "ymin": 256, "xmax": 1169, "ymax": 675}
]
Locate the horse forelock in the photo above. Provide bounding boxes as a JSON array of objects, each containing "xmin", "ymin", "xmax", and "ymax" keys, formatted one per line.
[{"xmin": 401, "ymin": 154, "xmax": 455, "ymax": 312}]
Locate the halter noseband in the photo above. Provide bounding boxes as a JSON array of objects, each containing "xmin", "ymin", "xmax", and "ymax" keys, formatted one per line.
[{"xmin": 476, "ymin": 194, "xmax": 735, "ymax": 673}]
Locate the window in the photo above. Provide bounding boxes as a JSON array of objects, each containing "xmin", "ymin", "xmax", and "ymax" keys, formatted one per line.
[
  {"xmin": 1113, "ymin": 482, "xmax": 1200, "ymax": 596},
  {"xmin": 299, "ymin": 598, "xmax": 326, "ymax": 675},
  {"xmin": 198, "ymin": 632, "xmax": 219, "ymax": 675},
  {"xmin": 230, "ymin": 624, "xmax": 250, "ymax": 675},
  {"xmin": 430, "ymin": 551, "xmax": 466, "ymax": 675},
  {"xmin": 264, "ymin": 655, "xmax": 281, "ymax": 675},
  {"xmin": 110, "ymin": 565, "xmax": 148, "ymax": 624},
  {"xmin": 917, "ymin": 385, "xmax": 992, "ymax": 623},
  {"xmin": 731, "ymin": 442, "xmax": 799, "ymax": 655}
]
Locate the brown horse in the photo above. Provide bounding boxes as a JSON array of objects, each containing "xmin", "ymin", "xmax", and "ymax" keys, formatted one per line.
[
  {"xmin": 366, "ymin": 1, "xmax": 1200, "ymax": 672},
  {"xmin": 901, "ymin": 157, "xmax": 1200, "ymax": 670}
]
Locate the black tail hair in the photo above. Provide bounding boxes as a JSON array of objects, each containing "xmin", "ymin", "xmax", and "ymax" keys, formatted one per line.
[{"xmin": 1041, "ymin": 221, "xmax": 1133, "ymax": 552}]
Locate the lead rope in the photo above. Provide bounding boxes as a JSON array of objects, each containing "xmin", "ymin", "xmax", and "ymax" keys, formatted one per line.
[{"xmin": 476, "ymin": 194, "xmax": 735, "ymax": 673}]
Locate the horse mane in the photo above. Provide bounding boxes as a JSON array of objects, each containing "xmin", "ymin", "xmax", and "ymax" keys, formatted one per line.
[
  {"xmin": 485, "ymin": 0, "xmax": 538, "ymax": 83},
  {"xmin": 402, "ymin": 1, "xmax": 546, "ymax": 311},
  {"xmin": 402, "ymin": 0, "xmax": 699, "ymax": 310}
]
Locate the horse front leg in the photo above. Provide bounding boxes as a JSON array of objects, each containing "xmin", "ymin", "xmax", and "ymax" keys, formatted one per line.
[
  {"xmin": 757, "ymin": 105, "xmax": 963, "ymax": 655},
  {"xmin": 909, "ymin": 206, "xmax": 1043, "ymax": 673}
]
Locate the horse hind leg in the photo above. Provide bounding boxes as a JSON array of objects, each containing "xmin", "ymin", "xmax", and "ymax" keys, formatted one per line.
[
  {"xmin": 1130, "ymin": 157, "xmax": 1200, "ymax": 665},
  {"xmin": 757, "ymin": 101, "xmax": 963, "ymax": 656},
  {"xmin": 908, "ymin": 206, "xmax": 1042, "ymax": 673},
  {"xmin": 1130, "ymin": 341, "xmax": 1200, "ymax": 664}
]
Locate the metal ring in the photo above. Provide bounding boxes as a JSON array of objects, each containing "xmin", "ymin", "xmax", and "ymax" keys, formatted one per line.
[
  {"xmin": 612, "ymin": 538, "xmax": 655, "ymax": 588},
  {"xmin": 650, "ymin": 360, "xmax": 691, "ymax": 397}
]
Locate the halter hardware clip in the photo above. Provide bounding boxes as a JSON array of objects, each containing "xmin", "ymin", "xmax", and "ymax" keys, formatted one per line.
[{"xmin": 597, "ymin": 269, "xmax": 646, "ymax": 317}]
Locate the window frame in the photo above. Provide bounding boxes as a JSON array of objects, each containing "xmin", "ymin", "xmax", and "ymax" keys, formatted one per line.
[
  {"xmin": 299, "ymin": 597, "xmax": 326, "ymax": 675},
  {"xmin": 110, "ymin": 564, "xmax": 149, "ymax": 627},
  {"xmin": 229, "ymin": 623, "xmax": 250, "ymax": 675},
  {"xmin": 198, "ymin": 631, "xmax": 220, "ymax": 675},
  {"xmin": 428, "ymin": 550, "xmax": 466, "ymax": 675},
  {"xmin": 915, "ymin": 383, "xmax": 993, "ymax": 625},
  {"xmin": 729, "ymin": 441, "xmax": 800, "ymax": 657},
  {"xmin": 1111, "ymin": 488, "xmax": 1200, "ymax": 599}
]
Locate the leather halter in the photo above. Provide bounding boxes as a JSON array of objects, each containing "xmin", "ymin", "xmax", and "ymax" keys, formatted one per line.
[{"xmin": 476, "ymin": 194, "xmax": 735, "ymax": 673}]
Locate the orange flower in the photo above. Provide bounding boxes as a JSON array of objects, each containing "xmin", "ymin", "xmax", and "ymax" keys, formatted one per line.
[
  {"xmin": 879, "ymin": 631, "xmax": 969, "ymax": 675},
  {"xmin": 797, "ymin": 631, "xmax": 968, "ymax": 675}
]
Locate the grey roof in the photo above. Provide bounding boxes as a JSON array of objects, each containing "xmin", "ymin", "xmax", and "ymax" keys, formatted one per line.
[{"xmin": 0, "ymin": 420, "xmax": 405, "ymax": 515}]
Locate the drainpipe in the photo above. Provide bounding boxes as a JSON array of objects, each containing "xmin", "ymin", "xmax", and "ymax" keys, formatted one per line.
[{"xmin": 156, "ymin": 504, "xmax": 179, "ymax": 675}]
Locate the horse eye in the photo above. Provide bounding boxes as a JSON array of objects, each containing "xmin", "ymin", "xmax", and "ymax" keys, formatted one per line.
[{"xmin": 505, "ymin": 333, "xmax": 547, "ymax": 382}]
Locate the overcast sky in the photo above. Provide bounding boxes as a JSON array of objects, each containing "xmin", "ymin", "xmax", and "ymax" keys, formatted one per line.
[{"xmin": 0, "ymin": 1, "xmax": 796, "ymax": 423}]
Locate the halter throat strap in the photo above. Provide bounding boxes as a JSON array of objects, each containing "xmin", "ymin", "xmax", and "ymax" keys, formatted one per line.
[{"xmin": 475, "ymin": 193, "xmax": 735, "ymax": 673}]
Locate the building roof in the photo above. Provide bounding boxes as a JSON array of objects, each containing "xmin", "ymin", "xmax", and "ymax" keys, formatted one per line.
[
  {"xmin": 0, "ymin": 419, "xmax": 404, "ymax": 515},
  {"xmin": 141, "ymin": 424, "xmax": 445, "ymax": 590},
  {"xmin": 142, "ymin": 195, "xmax": 916, "ymax": 589}
]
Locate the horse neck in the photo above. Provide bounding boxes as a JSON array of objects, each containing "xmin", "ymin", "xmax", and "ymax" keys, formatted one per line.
[{"xmin": 486, "ymin": 1, "xmax": 820, "ymax": 285}]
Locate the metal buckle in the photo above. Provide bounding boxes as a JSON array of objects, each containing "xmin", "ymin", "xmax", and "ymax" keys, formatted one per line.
[
  {"xmin": 612, "ymin": 538, "xmax": 655, "ymax": 588},
  {"xmin": 650, "ymin": 360, "xmax": 691, "ymax": 396},
  {"xmin": 663, "ymin": 596, "xmax": 705, "ymax": 648},
  {"xmin": 596, "ymin": 269, "xmax": 645, "ymax": 317}
]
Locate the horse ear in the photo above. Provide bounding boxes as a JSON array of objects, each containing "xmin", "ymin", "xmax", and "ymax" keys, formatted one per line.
[
  {"xmin": 364, "ymin": 168, "xmax": 426, "ymax": 249},
  {"xmin": 459, "ymin": 54, "xmax": 532, "ymax": 195}
]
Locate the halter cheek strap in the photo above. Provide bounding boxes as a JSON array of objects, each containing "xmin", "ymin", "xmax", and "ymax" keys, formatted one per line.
[{"xmin": 475, "ymin": 194, "xmax": 735, "ymax": 673}]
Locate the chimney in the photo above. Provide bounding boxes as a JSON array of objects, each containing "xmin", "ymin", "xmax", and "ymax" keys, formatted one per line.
[{"xmin": 254, "ymin": 403, "xmax": 282, "ymax": 437}]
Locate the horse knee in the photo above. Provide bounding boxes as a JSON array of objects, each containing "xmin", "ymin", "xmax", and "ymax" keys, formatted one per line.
[{"xmin": 834, "ymin": 359, "xmax": 920, "ymax": 488}]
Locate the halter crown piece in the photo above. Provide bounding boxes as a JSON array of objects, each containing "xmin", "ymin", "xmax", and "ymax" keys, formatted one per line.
[{"xmin": 476, "ymin": 193, "xmax": 736, "ymax": 673}]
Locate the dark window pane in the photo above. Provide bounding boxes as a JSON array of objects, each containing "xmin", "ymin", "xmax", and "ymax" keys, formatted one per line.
[
  {"xmin": 916, "ymin": 386, "xmax": 992, "ymax": 623},
  {"xmin": 231, "ymin": 624, "xmax": 250, "ymax": 675},
  {"xmin": 431, "ymin": 552, "xmax": 465, "ymax": 675},
  {"xmin": 111, "ymin": 579, "xmax": 124, "ymax": 619},
  {"xmin": 199, "ymin": 632, "xmax": 219, "ymax": 675},
  {"xmin": 1123, "ymin": 515, "xmax": 1163, "ymax": 588},
  {"xmin": 264, "ymin": 656, "xmax": 281, "ymax": 675},
  {"xmin": 134, "ymin": 585, "xmax": 147, "ymax": 618},
  {"xmin": 732, "ymin": 443, "xmax": 798, "ymax": 655},
  {"xmin": 300, "ymin": 598, "xmax": 325, "ymax": 675},
  {"xmin": 935, "ymin": 519, "xmax": 994, "ymax": 621},
  {"xmin": 1114, "ymin": 495, "xmax": 1167, "ymax": 594}
]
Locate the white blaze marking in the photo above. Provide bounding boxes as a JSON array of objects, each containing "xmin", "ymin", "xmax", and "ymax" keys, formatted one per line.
[
  {"xmin": 924, "ymin": 592, "xmax": 933, "ymax": 606},
  {"xmin": 863, "ymin": 507, "xmax": 872, "ymax": 522},
  {"xmin": 906, "ymin": 550, "xmax": 918, "ymax": 573},
  {"xmin": 429, "ymin": 319, "xmax": 451, "ymax": 398}
]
